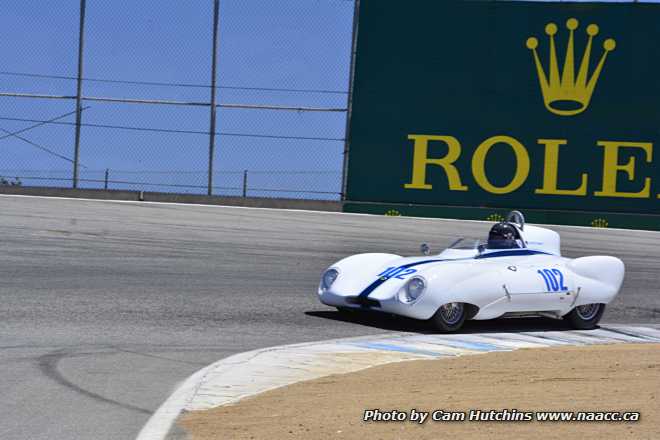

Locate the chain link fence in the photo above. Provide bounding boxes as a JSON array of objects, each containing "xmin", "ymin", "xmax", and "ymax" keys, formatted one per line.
[{"xmin": 0, "ymin": 0, "xmax": 356, "ymax": 200}]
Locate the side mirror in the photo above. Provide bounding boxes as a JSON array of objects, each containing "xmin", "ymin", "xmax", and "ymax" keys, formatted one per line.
[{"xmin": 420, "ymin": 243, "xmax": 431, "ymax": 255}]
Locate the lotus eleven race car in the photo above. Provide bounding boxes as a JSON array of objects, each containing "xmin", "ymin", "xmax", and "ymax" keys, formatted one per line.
[{"xmin": 318, "ymin": 211, "xmax": 625, "ymax": 332}]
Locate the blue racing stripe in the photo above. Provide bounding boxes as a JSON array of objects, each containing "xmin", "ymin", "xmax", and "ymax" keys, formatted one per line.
[
  {"xmin": 355, "ymin": 249, "xmax": 549, "ymax": 304},
  {"xmin": 356, "ymin": 258, "xmax": 448, "ymax": 302}
]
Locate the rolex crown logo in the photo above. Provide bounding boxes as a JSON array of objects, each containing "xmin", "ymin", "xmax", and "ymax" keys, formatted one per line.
[{"xmin": 526, "ymin": 18, "xmax": 616, "ymax": 116}]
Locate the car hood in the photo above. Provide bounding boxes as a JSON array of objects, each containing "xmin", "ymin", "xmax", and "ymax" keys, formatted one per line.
[{"xmin": 331, "ymin": 254, "xmax": 470, "ymax": 300}]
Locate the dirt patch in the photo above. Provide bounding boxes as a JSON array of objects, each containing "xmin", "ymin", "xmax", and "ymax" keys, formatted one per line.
[{"xmin": 179, "ymin": 343, "xmax": 660, "ymax": 440}]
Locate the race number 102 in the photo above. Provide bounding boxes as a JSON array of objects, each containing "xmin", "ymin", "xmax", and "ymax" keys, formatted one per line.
[{"xmin": 537, "ymin": 268, "xmax": 568, "ymax": 292}]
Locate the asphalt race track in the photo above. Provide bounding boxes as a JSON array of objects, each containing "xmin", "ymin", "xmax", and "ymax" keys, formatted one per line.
[{"xmin": 1, "ymin": 195, "xmax": 658, "ymax": 440}]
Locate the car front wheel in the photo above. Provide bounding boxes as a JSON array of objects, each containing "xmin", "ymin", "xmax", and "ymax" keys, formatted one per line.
[
  {"xmin": 563, "ymin": 303, "xmax": 605, "ymax": 330},
  {"xmin": 430, "ymin": 302, "xmax": 466, "ymax": 333}
]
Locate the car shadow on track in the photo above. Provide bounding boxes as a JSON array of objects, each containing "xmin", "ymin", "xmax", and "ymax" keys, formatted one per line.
[{"xmin": 305, "ymin": 310, "xmax": 577, "ymax": 334}]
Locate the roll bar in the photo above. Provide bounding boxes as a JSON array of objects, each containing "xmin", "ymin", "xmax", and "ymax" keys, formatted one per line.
[{"xmin": 506, "ymin": 210, "xmax": 525, "ymax": 230}]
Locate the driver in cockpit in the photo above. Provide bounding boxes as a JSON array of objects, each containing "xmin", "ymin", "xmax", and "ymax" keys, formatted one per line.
[{"xmin": 487, "ymin": 222, "xmax": 523, "ymax": 249}]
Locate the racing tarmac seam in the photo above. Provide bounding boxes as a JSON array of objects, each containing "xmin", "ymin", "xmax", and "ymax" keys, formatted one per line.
[{"xmin": 135, "ymin": 325, "xmax": 660, "ymax": 440}]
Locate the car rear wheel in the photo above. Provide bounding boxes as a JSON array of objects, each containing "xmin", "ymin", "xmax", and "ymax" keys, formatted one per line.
[
  {"xmin": 563, "ymin": 303, "xmax": 605, "ymax": 330},
  {"xmin": 430, "ymin": 302, "xmax": 466, "ymax": 333}
]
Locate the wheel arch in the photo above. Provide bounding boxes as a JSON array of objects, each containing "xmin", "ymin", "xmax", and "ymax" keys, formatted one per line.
[{"xmin": 464, "ymin": 303, "xmax": 480, "ymax": 320}]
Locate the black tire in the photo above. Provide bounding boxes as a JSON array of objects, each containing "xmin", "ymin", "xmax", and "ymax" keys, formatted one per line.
[
  {"xmin": 563, "ymin": 303, "xmax": 605, "ymax": 330},
  {"xmin": 430, "ymin": 302, "xmax": 466, "ymax": 333}
]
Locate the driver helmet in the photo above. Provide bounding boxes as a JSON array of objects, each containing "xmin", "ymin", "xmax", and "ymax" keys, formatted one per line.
[{"xmin": 488, "ymin": 222, "xmax": 520, "ymax": 249}]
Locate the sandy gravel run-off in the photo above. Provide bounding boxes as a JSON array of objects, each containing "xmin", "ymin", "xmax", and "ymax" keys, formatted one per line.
[{"xmin": 180, "ymin": 343, "xmax": 660, "ymax": 440}]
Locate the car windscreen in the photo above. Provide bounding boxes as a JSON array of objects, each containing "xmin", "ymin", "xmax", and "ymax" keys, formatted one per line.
[{"xmin": 448, "ymin": 238, "xmax": 483, "ymax": 250}]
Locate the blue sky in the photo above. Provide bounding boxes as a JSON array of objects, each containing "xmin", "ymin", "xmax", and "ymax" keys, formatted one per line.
[
  {"xmin": 0, "ymin": 1, "xmax": 654, "ymax": 199},
  {"xmin": 0, "ymin": 0, "xmax": 354, "ymax": 198}
]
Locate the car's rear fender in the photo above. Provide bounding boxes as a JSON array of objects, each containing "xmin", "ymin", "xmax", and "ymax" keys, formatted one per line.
[{"xmin": 566, "ymin": 256, "xmax": 625, "ymax": 307}]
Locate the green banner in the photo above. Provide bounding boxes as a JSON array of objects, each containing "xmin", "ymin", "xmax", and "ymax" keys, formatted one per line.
[{"xmin": 346, "ymin": 1, "xmax": 660, "ymax": 222}]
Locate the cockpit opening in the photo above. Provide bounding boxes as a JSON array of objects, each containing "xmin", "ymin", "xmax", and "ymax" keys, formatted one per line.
[{"xmin": 487, "ymin": 222, "xmax": 524, "ymax": 249}]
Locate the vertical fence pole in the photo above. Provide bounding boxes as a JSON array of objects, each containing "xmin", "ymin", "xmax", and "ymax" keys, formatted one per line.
[
  {"xmin": 73, "ymin": 0, "xmax": 87, "ymax": 188},
  {"xmin": 340, "ymin": 0, "xmax": 361, "ymax": 201},
  {"xmin": 104, "ymin": 168, "xmax": 109, "ymax": 190},
  {"xmin": 207, "ymin": 0, "xmax": 220, "ymax": 196},
  {"xmin": 242, "ymin": 169, "xmax": 248, "ymax": 197}
]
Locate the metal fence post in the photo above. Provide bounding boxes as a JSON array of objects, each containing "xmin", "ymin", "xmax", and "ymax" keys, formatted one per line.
[
  {"xmin": 73, "ymin": 0, "xmax": 87, "ymax": 188},
  {"xmin": 340, "ymin": 0, "xmax": 361, "ymax": 201},
  {"xmin": 207, "ymin": 0, "xmax": 220, "ymax": 196},
  {"xmin": 242, "ymin": 169, "xmax": 248, "ymax": 197}
]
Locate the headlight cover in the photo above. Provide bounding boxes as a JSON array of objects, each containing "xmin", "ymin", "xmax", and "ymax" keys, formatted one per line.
[
  {"xmin": 399, "ymin": 276, "xmax": 426, "ymax": 303},
  {"xmin": 320, "ymin": 268, "xmax": 339, "ymax": 291}
]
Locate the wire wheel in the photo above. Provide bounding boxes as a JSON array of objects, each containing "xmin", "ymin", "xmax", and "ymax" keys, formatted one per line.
[
  {"xmin": 575, "ymin": 303, "xmax": 600, "ymax": 321},
  {"xmin": 439, "ymin": 302, "xmax": 464, "ymax": 325}
]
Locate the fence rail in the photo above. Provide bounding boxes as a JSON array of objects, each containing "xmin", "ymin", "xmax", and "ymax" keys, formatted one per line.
[{"xmin": 0, "ymin": 169, "xmax": 342, "ymax": 200}]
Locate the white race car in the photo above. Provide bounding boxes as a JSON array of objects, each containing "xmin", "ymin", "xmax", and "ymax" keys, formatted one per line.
[{"xmin": 318, "ymin": 211, "xmax": 624, "ymax": 332}]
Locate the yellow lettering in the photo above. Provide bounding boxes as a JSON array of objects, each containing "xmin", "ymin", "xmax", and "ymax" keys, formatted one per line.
[
  {"xmin": 404, "ymin": 135, "xmax": 467, "ymax": 191},
  {"xmin": 594, "ymin": 141, "xmax": 653, "ymax": 198},
  {"xmin": 471, "ymin": 136, "xmax": 530, "ymax": 194},
  {"xmin": 534, "ymin": 139, "xmax": 587, "ymax": 196}
]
